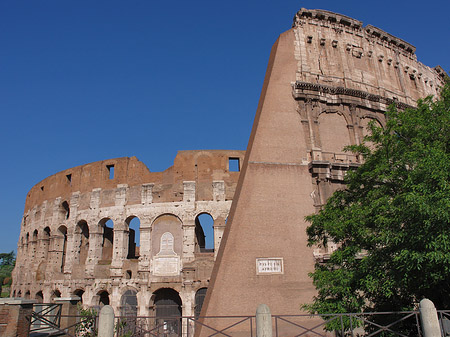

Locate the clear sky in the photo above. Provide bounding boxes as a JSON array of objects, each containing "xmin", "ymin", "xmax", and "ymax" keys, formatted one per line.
[{"xmin": 1, "ymin": 0, "xmax": 449, "ymax": 254}]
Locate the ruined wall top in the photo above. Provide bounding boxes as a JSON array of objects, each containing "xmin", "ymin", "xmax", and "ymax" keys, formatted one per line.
[
  {"xmin": 291, "ymin": 8, "xmax": 446, "ymax": 107},
  {"xmin": 292, "ymin": 8, "xmax": 415, "ymax": 54},
  {"xmin": 24, "ymin": 150, "xmax": 244, "ymax": 212}
]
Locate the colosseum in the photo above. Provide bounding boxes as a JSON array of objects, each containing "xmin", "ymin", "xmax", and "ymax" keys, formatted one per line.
[
  {"xmin": 11, "ymin": 150, "xmax": 244, "ymax": 319},
  {"xmin": 10, "ymin": 6, "xmax": 447, "ymax": 335}
]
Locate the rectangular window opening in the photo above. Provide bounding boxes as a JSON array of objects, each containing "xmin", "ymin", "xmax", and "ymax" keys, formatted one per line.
[
  {"xmin": 66, "ymin": 174, "xmax": 72, "ymax": 184},
  {"xmin": 229, "ymin": 158, "xmax": 240, "ymax": 172},
  {"xmin": 107, "ymin": 165, "xmax": 115, "ymax": 179}
]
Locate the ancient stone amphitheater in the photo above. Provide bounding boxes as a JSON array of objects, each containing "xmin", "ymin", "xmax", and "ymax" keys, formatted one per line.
[
  {"xmin": 11, "ymin": 150, "xmax": 244, "ymax": 318},
  {"xmin": 11, "ymin": 7, "xmax": 446, "ymax": 328}
]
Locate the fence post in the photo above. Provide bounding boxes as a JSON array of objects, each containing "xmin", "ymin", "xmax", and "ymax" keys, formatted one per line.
[
  {"xmin": 419, "ymin": 298, "xmax": 441, "ymax": 337},
  {"xmin": 98, "ymin": 305, "xmax": 115, "ymax": 337},
  {"xmin": 256, "ymin": 304, "xmax": 272, "ymax": 337}
]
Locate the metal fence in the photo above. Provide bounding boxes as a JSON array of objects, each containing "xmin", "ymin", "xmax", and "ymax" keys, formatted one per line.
[
  {"xmin": 114, "ymin": 311, "xmax": 427, "ymax": 337},
  {"xmin": 27, "ymin": 309, "xmax": 450, "ymax": 336}
]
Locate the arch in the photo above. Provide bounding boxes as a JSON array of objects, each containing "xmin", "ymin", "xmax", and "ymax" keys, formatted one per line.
[
  {"xmin": 35, "ymin": 291, "xmax": 44, "ymax": 304},
  {"xmin": 151, "ymin": 214, "xmax": 183, "ymax": 258},
  {"xmin": 61, "ymin": 201, "xmax": 70, "ymax": 220},
  {"xmin": 195, "ymin": 213, "xmax": 214, "ymax": 252},
  {"xmin": 74, "ymin": 289, "xmax": 84, "ymax": 304},
  {"xmin": 98, "ymin": 290, "xmax": 110, "ymax": 306},
  {"xmin": 99, "ymin": 218, "xmax": 114, "ymax": 261},
  {"xmin": 32, "ymin": 230, "xmax": 38, "ymax": 260},
  {"xmin": 126, "ymin": 216, "xmax": 140, "ymax": 259},
  {"xmin": 120, "ymin": 289, "xmax": 138, "ymax": 316},
  {"xmin": 52, "ymin": 289, "xmax": 61, "ymax": 302},
  {"xmin": 318, "ymin": 111, "xmax": 351, "ymax": 155},
  {"xmin": 17, "ymin": 290, "xmax": 22, "ymax": 297},
  {"xmin": 360, "ymin": 116, "xmax": 384, "ymax": 149},
  {"xmin": 194, "ymin": 288, "xmax": 208, "ymax": 319},
  {"xmin": 152, "ymin": 288, "xmax": 182, "ymax": 335},
  {"xmin": 57, "ymin": 226, "xmax": 68, "ymax": 272},
  {"xmin": 25, "ymin": 290, "xmax": 30, "ymax": 299},
  {"xmin": 76, "ymin": 220, "xmax": 90, "ymax": 264}
]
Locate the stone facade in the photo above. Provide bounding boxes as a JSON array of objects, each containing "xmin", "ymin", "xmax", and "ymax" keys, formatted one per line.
[
  {"xmin": 199, "ymin": 8, "xmax": 446, "ymax": 335},
  {"xmin": 11, "ymin": 150, "xmax": 245, "ymax": 317}
]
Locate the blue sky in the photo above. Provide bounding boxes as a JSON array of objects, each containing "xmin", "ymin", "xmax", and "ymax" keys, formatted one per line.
[{"xmin": 1, "ymin": 0, "xmax": 449, "ymax": 254}]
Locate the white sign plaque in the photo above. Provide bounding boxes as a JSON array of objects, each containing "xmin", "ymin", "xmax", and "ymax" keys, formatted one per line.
[
  {"xmin": 153, "ymin": 256, "xmax": 180, "ymax": 276},
  {"xmin": 256, "ymin": 258, "xmax": 284, "ymax": 275}
]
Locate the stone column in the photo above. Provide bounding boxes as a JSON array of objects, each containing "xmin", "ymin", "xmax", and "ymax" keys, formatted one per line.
[
  {"xmin": 138, "ymin": 225, "xmax": 151, "ymax": 274},
  {"xmin": 86, "ymin": 230, "xmax": 103, "ymax": 277},
  {"xmin": 182, "ymin": 219, "xmax": 196, "ymax": 261},
  {"xmin": 63, "ymin": 233, "xmax": 74, "ymax": 275},
  {"xmin": 213, "ymin": 216, "xmax": 226, "ymax": 260},
  {"xmin": 112, "ymin": 228, "xmax": 128, "ymax": 269},
  {"xmin": 179, "ymin": 288, "xmax": 194, "ymax": 336}
]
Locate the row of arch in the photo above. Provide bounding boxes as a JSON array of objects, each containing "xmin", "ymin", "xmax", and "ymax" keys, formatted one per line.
[
  {"xmin": 18, "ymin": 212, "xmax": 216, "ymax": 272},
  {"xmin": 14, "ymin": 287, "xmax": 207, "ymax": 318}
]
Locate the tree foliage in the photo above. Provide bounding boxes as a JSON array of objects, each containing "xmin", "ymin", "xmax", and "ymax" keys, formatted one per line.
[
  {"xmin": 305, "ymin": 84, "xmax": 450, "ymax": 315},
  {"xmin": 0, "ymin": 251, "xmax": 15, "ymax": 296}
]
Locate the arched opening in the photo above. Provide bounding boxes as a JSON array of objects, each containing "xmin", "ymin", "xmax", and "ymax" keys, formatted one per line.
[
  {"xmin": 25, "ymin": 290, "xmax": 30, "ymax": 299},
  {"xmin": 360, "ymin": 116, "xmax": 383, "ymax": 150},
  {"xmin": 43, "ymin": 227, "xmax": 51, "ymax": 260},
  {"xmin": 120, "ymin": 289, "xmax": 138, "ymax": 316},
  {"xmin": 17, "ymin": 290, "xmax": 22, "ymax": 298},
  {"xmin": 77, "ymin": 220, "xmax": 90, "ymax": 264},
  {"xmin": 12, "ymin": 290, "xmax": 16, "ymax": 297},
  {"xmin": 25, "ymin": 233, "xmax": 29, "ymax": 254},
  {"xmin": 57, "ymin": 226, "xmax": 68, "ymax": 272},
  {"xmin": 74, "ymin": 289, "xmax": 84, "ymax": 304},
  {"xmin": 52, "ymin": 289, "xmax": 61, "ymax": 302},
  {"xmin": 153, "ymin": 288, "xmax": 182, "ymax": 336},
  {"xmin": 195, "ymin": 213, "xmax": 214, "ymax": 252},
  {"xmin": 61, "ymin": 201, "xmax": 70, "ymax": 220},
  {"xmin": 126, "ymin": 216, "xmax": 140, "ymax": 259},
  {"xmin": 98, "ymin": 290, "xmax": 110, "ymax": 307},
  {"xmin": 32, "ymin": 230, "xmax": 38, "ymax": 260},
  {"xmin": 194, "ymin": 288, "xmax": 207, "ymax": 319},
  {"xmin": 100, "ymin": 219, "xmax": 114, "ymax": 261},
  {"xmin": 35, "ymin": 291, "xmax": 44, "ymax": 304},
  {"xmin": 318, "ymin": 112, "xmax": 351, "ymax": 157}
]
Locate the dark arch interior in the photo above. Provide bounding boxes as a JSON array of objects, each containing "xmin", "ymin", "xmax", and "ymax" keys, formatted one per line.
[
  {"xmin": 74, "ymin": 289, "xmax": 84, "ymax": 303},
  {"xmin": 35, "ymin": 291, "xmax": 44, "ymax": 303},
  {"xmin": 194, "ymin": 288, "xmax": 207, "ymax": 318},
  {"xmin": 153, "ymin": 288, "xmax": 182, "ymax": 335},
  {"xmin": 121, "ymin": 289, "xmax": 138, "ymax": 316},
  {"xmin": 99, "ymin": 291, "xmax": 110, "ymax": 306}
]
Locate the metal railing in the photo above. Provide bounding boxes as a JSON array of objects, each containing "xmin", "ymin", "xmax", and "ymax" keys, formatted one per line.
[
  {"xmin": 28, "ymin": 303, "xmax": 97, "ymax": 337},
  {"xmin": 114, "ymin": 311, "xmax": 425, "ymax": 337}
]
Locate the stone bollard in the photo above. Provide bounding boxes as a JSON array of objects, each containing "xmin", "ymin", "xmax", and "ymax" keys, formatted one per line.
[
  {"xmin": 98, "ymin": 305, "xmax": 115, "ymax": 337},
  {"xmin": 419, "ymin": 298, "xmax": 441, "ymax": 337},
  {"xmin": 256, "ymin": 304, "xmax": 272, "ymax": 337}
]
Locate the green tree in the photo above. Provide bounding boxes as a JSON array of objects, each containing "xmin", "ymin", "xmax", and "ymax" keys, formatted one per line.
[
  {"xmin": 0, "ymin": 251, "xmax": 15, "ymax": 297},
  {"xmin": 304, "ymin": 84, "xmax": 450, "ymax": 318}
]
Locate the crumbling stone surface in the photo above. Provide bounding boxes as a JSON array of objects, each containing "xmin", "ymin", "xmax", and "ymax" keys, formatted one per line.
[{"xmin": 12, "ymin": 150, "xmax": 244, "ymax": 317}]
